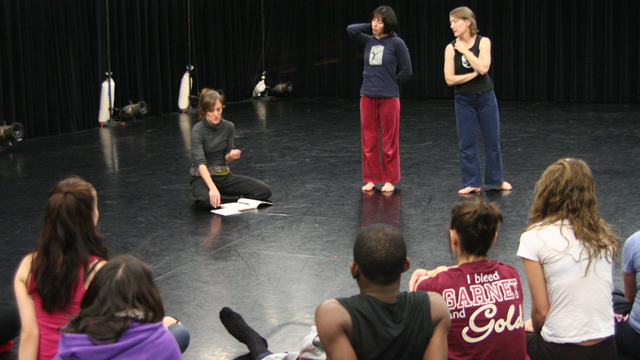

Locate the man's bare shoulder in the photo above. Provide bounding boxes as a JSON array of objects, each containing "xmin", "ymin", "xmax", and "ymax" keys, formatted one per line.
[
  {"xmin": 426, "ymin": 292, "xmax": 450, "ymax": 322},
  {"xmin": 316, "ymin": 298, "xmax": 350, "ymax": 325},
  {"xmin": 316, "ymin": 298, "xmax": 358, "ymax": 360}
]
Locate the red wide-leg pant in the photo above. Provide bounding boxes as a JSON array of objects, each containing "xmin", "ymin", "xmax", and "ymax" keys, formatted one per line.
[{"xmin": 360, "ymin": 96, "xmax": 401, "ymax": 184}]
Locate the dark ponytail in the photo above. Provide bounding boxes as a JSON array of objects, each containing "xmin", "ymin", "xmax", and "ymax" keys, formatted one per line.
[
  {"xmin": 31, "ymin": 176, "xmax": 109, "ymax": 313},
  {"xmin": 449, "ymin": 198, "xmax": 503, "ymax": 257}
]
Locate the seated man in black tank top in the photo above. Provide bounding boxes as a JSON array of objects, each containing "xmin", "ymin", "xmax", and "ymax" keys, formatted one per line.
[{"xmin": 315, "ymin": 224, "xmax": 450, "ymax": 360}]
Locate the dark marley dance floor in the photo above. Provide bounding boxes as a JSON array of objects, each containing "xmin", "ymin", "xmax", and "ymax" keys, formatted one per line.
[{"xmin": 1, "ymin": 98, "xmax": 639, "ymax": 359}]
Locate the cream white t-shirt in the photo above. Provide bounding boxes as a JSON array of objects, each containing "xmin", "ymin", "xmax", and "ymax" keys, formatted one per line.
[{"xmin": 517, "ymin": 220, "xmax": 614, "ymax": 343}]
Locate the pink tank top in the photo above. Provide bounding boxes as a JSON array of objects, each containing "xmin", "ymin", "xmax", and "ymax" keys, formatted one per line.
[{"xmin": 28, "ymin": 256, "xmax": 101, "ymax": 360}]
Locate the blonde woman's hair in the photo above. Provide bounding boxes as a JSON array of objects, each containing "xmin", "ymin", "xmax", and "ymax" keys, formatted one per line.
[
  {"xmin": 450, "ymin": 6, "xmax": 478, "ymax": 36},
  {"xmin": 527, "ymin": 158, "xmax": 619, "ymax": 268}
]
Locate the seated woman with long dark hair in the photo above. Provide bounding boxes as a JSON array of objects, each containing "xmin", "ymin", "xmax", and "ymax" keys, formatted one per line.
[
  {"xmin": 14, "ymin": 177, "xmax": 109, "ymax": 360},
  {"xmin": 55, "ymin": 255, "xmax": 183, "ymax": 360},
  {"xmin": 14, "ymin": 177, "xmax": 188, "ymax": 360}
]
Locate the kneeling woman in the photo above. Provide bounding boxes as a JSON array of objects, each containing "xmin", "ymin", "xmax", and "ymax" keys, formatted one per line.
[
  {"xmin": 190, "ymin": 89, "xmax": 272, "ymax": 209},
  {"xmin": 55, "ymin": 255, "xmax": 184, "ymax": 360},
  {"xmin": 409, "ymin": 199, "xmax": 528, "ymax": 360}
]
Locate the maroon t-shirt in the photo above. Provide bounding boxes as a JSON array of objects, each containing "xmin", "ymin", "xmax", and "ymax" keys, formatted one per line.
[{"xmin": 416, "ymin": 260, "xmax": 529, "ymax": 360}]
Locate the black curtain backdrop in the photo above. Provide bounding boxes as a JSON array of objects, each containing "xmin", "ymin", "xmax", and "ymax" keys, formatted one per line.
[{"xmin": 1, "ymin": 0, "xmax": 639, "ymax": 138}]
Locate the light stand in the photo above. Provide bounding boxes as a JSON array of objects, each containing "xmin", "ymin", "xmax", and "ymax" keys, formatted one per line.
[
  {"xmin": 251, "ymin": 1, "xmax": 291, "ymax": 100},
  {"xmin": 100, "ymin": 0, "xmax": 147, "ymax": 127},
  {"xmin": 100, "ymin": 0, "xmax": 125, "ymax": 127},
  {"xmin": 179, "ymin": 0, "xmax": 199, "ymax": 113},
  {"xmin": 252, "ymin": 0, "xmax": 274, "ymax": 100}
]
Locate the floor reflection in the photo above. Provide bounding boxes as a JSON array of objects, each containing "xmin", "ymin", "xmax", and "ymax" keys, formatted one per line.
[
  {"xmin": 200, "ymin": 215, "xmax": 222, "ymax": 248},
  {"xmin": 98, "ymin": 127, "xmax": 119, "ymax": 173},
  {"xmin": 359, "ymin": 190, "xmax": 401, "ymax": 228}
]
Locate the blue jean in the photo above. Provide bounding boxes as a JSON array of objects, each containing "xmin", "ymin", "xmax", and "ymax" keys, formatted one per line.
[
  {"xmin": 168, "ymin": 324, "xmax": 190, "ymax": 353},
  {"xmin": 455, "ymin": 90, "xmax": 504, "ymax": 187}
]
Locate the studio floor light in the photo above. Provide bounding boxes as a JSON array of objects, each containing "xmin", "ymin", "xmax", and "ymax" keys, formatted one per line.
[
  {"xmin": 272, "ymin": 82, "xmax": 293, "ymax": 96},
  {"xmin": 0, "ymin": 122, "xmax": 25, "ymax": 143},
  {"xmin": 121, "ymin": 101, "xmax": 148, "ymax": 120}
]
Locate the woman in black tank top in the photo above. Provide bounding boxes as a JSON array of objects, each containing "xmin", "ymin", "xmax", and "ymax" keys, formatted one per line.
[{"xmin": 444, "ymin": 7, "xmax": 511, "ymax": 195}]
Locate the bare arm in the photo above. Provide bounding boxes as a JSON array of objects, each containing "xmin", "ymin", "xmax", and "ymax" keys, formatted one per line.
[
  {"xmin": 410, "ymin": 266, "xmax": 456, "ymax": 291},
  {"xmin": 522, "ymin": 258, "xmax": 550, "ymax": 333},
  {"xmin": 624, "ymin": 271, "xmax": 637, "ymax": 304},
  {"xmin": 409, "ymin": 268, "xmax": 429, "ymax": 291},
  {"xmin": 15, "ymin": 254, "xmax": 39, "ymax": 360},
  {"xmin": 198, "ymin": 164, "xmax": 221, "ymax": 208},
  {"xmin": 444, "ymin": 44, "xmax": 478, "ymax": 86},
  {"xmin": 315, "ymin": 299, "xmax": 358, "ymax": 360},
  {"xmin": 423, "ymin": 292, "xmax": 450, "ymax": 360},
  {"xmin": 453, "ymin": 37, "xmax": 492, "ymax": 75},
  {"xmin": 191, "ymin": 125, "xmax": 221, "ymax": 208}
]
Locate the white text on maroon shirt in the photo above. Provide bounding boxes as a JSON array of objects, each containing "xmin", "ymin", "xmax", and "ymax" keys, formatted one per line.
[{"xmin": 441, "ymin": 271, "xmax": 524, "ymax": 343}]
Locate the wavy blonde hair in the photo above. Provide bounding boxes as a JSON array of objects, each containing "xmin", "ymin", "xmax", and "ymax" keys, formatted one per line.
[{"xmin": 527, "ymin": 158, "xmax": 619, "ymax": 267}]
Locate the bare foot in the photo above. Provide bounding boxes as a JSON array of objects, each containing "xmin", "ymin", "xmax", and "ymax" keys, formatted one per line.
[
  {"xmin": 381, "ymin": 183, "xmax": 395, "ymax": 193},
  {"xmin": 362, "ymin": 182, "xmax": 376, "ymax": 192},
  {"xmin": 458, "ymin": 186, "xmax": 481, "ymax": 195},
  {"xmin": 500, "ymin": 182, "xmax": 513, "ymax": 191}
]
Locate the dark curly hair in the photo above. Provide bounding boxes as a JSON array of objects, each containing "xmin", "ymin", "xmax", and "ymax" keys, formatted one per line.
[{"xmin": 354, "ymin": 224, "xmax": 406, "ymax": 285}]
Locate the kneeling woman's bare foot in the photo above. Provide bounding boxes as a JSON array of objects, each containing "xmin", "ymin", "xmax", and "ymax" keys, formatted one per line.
[
  {"xmin": 458, "ymin": 186, "xmax": 481, "ymax": 195},
  {"xmin": 500, "ymin": 181, "xmax": 513, "ymax": 191},
  {"xmin": 362, "ymin": 182, "xmax": 376, "ymax": 192},
  {"xmin": 381, "ymin": 182, "xmax": 395, "ymax": 193}
]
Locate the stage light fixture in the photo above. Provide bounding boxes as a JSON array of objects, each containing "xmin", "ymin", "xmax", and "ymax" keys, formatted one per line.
[
  {"xmin": 121, "ymin": 101, "xmax": 148, "ymax": 120},
  {"xmin": 271, "ymin": 82, "xmax": 293, "ymax": 96},
  {"xmin": 0, "ymin": 122, "xmax": 25, "ymax": 143}
]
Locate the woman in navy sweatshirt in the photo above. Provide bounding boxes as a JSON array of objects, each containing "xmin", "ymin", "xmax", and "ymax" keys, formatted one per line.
[{"xmin": 347, "ymin": 6, "xmax": 412, "ymax": 194}]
